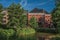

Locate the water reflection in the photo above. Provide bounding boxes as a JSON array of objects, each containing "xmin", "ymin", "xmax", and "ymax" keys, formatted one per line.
[
  {"xmin": 16, "ymin": 33, "xmax": 52, "ymax": 40},
  {"xmin": 17, "ymin": 33, "xmax": 37, "ymax": 40}
]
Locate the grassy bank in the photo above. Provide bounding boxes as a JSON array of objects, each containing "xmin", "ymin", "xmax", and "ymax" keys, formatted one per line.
[
  {"xmin": 0, "ymin": 29, "xmax": 15, "ymax": 40},
  {"xmin": 0, "ymin": 27, "xmax": 36, "ymax": 40},
  {"xmin": 17, "ymin": 27, "xmax": 35, "ymax": 36}
]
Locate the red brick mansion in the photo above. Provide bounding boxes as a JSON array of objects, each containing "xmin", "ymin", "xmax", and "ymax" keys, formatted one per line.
[{"xmin": 27, "ymin": 8, "xmax": 52, "ymax": 28}]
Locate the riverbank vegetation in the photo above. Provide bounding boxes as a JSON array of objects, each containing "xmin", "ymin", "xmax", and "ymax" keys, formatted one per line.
[
  {"xmin": 16, "ymin": 27, "xmax": 35, "ymax": 36},
  {"xmin": 0, "ymin": 0, "xmax": 60, "ymax": 40},
  {"xmin": 51, "ymin": 0, "xmax": 60, "ymax": 33},
  {"xmin": 0, "ymin": 2, "xmax": 36, "ymax": 40}
]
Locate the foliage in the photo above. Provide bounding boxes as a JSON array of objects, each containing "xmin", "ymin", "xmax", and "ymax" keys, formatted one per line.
[
  {"xmin": 0, "ymin": 29, "xmax": 15, "ymax": 40},
  {"xmin": 0, "ymin": 3, "xmax": 3, "ymax": 12},
  {"xmin": 0, "ymin": 13, "xmax": 3, "ymax": 25},
  {"xmin": 7, "ymin": 3, "xmax": 20, "ymax": 28},
  {"xmin": 0, "ymin": 3, "xmax": 36, "ymax": 40},
  {"xmin": 19, "ymin": 14, "xmax": 27, "ymax": 28},
  {"xmin": 0, "ymin": 4, "xmax": 3, "ymax": 27},
  {"xmin": 51, "ymin": 0, "xmax": 60, "ymax": 33},
  {"xmin": 16, "ymin": 27, "xmax": 35, "ymax": 36},
  {"xmin": 51, "ymin": 37, "xmax": 60, "ymax": 40},
  {"xmin": 5, "ymin": 3, "xmax": 26, "ymax": 28},
  {"xmin": 0, "ymin": 27, "xmax": 35, "ymax": 40},
  {"xmin": 29, "ymin": 17, "xmax": 38, "ymax": 29},
  {"xmin": 37, "ymin": 28, "xmax": 56, "ymax": 33},
  {"xmin": 7, "ymin": 3, "xmax": 24, "ymax": 15}
]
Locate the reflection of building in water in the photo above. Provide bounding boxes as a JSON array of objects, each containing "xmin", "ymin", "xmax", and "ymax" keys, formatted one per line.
[
  {"xmin": 1, "ymin": 10, "xmax": 9, "ymax": 24},
  {"xmin": 27, "ymin": 8, "xmax": 52, "ymax": 28}
]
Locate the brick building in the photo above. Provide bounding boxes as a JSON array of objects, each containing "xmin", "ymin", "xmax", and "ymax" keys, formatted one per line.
[
  {"xmin": 27, "ymin": 8, "xmax": 52, "ymax": 28},
  {"xmin": 1, "ymin": 8, "xmax": 52, "ymax": 28}
]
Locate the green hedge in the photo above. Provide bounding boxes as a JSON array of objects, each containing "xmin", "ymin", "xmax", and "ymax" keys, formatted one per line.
[
  {"xmin": 51, "ymin": 37, "xmax": 60, "ymax": 40},
  {"xmin": 37, "ymin": 28, "xmax": 56, "ymax": 33}
]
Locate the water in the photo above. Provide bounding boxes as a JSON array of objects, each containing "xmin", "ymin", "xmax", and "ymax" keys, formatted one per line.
[
  {"xmin": 17, "ymin": 33, "xmax": 37, "ymax": 40},
  {"xmin": 16, "ymin": 32, "xmax": 53, "ymax": 40}
]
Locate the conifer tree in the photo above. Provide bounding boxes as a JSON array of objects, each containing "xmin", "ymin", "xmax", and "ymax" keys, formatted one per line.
[
  {"xmin": 6, "ymin": 3, "xmax": 25, "ymax": 28},
  {"xmin": 29, "ymin": 17, "xmax": 38, "ymax": 29},
  {"xmin": 52, "ymin": 0, "xmax": 60, "ymax": 33}
]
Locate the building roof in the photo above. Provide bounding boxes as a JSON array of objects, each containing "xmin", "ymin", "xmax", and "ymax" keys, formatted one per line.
[{"xmin": 30, "ymin": 8, "xmax": 49, "ymax": 14}]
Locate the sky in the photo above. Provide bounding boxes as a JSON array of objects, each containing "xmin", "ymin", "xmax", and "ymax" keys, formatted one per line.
[{"xmin": 0, "ymin": 0, "xmax": 55, "ymax": 13}]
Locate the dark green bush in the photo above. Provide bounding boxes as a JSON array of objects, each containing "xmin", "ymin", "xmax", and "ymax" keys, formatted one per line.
[
  {"xmin": 29, "ymin": 17, "xmax": 38, "ymax": 29},
  {"xmin": 0, "ymin": 29, "xmax": 15, "ymax": 40},
  {"xmin": 37, "ymin": 28, "xmax": 56, "ymax": 33},
  {"xmin": 57, "ymin": 27, "xmax": 60, "ymax": 33},
  {"xmin": 51, "ymin": 37, "xmax": 60, "ymax": 40}
]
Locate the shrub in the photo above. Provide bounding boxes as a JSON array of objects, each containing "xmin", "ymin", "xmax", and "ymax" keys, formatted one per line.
[
  {"xmin": 16, "ymin": 27, "xmax": 36, "ymax": 40},
  {"xmin": 37, "ymin": 28, "xmax": 56, "ymax": 33},
  {"xmin": 51, "ymin": 37, "xmax": 60, "ymax": 40},
  {"xmin": 0, "ymin": 29, "xmax": 15, "ymax": 40},
  {"xmin": 16, "ymin": 27, "xmax": 35, "ymax": 36},
  {"xmin": 29, "ymin": 17, "xmax": 38, "ymax": 29},
  {"xmin": 19, "ymin": 14, "xmax": 27, "ymax": 28}
]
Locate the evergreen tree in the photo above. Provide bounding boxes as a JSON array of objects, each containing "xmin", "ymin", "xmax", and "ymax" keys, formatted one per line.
[
  {"xmin": 19, "ymin": 14, "xmax": 27, "ymax": 28},
  {"xmin": 6, "ymin": 3, "xmax": 25, "ymax": 28},
  {"xmin": 0, "ymin": 3, "xmax": 3, "ymax": 12},
  {"xmin": 0, "ymin": 3, "xmax": 27, "ymax": 29},
  {"xmin": 52, "ymin": 0, "xmax": 60, "ymax": 33},
  {"xmin": 29, "ymin": 17, "xmax": 38, "ymax": 29},
  {"xmin": 0, "ymin": 4, "xmax": 3, "ymax": 27}
]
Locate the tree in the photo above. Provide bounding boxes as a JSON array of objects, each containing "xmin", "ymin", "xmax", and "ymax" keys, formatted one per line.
[
  {"xmin": 0, "ymin": 3, "xmax": 27, "ymax": 29},
  {"xmin": 6, "ymin": 3, "xmax": 26, "ymax": 28},
  {"xmin": 19, "ymin": 14, "xmax": 27, "ymax": 28},
  {"xmin": 0, "ymin": 3, "xmax": 3, "ymax": 12},
  {"xmin": 7, "ymin": 3, "xmax": 24, "ymax": 15},
  {"xmin": 0, "ymin": 4, "xmax": 3, "ymax": 27},
  {"xmin": 51, "ymin": 0, "xmax": 60, "ymax": 33},
  {"xmin": 29, "ymin": 17, "xmax": 38, "ymax": 29}
]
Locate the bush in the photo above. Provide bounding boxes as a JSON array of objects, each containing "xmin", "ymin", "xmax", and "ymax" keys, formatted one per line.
[
  {"xmin": 51, "ymin": 37, "xmax": 60, "ymax": 40},
  {"xmin": 57, "ymin": 27, "xmax": 60, "ymax": 33},
  {"xmin": 29, "ymin": 17, "xmax": 38, "ymax": 29},
  {"xmin": 0, "ymin": 29, "xmax": 15, "ymax": 40},
  {"xmin": 16, "ymin": 27, "xmax": 36, "ymax": 40},
  {"xmin": 19, "ymin": 14, "xmax": 27, "ymax": 28},
  {"xmin": 16, "ymin": 27, "xmax": 35, "ymax": 36},
  {"xmin": 37, "ymin": 28, "xmax": 56, "ymax": 33}
]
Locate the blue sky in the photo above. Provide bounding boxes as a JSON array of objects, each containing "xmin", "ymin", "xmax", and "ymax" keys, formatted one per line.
[{"xmin": 0, "ymin": 0, "xmax": 55, "ymax": 13}]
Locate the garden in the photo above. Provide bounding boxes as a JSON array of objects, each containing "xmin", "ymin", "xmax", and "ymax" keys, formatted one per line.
[{"xmin": 0, "ymin": 0, "xmax": 60, "ymax": 40}]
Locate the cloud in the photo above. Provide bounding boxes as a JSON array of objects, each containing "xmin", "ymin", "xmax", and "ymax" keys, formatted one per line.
[
  {"xmin": 20, "ymin": 0, "xmax": 27, "ymax": 7},
  {"xmin": 37, "ymin": 0, "xmax": 53, "ymax": 5}
]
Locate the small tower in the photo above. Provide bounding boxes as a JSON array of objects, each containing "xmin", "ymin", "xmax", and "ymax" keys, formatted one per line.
[{"xmin": 1, "ymin": 10, "xmax": 9, "ymax": 25}]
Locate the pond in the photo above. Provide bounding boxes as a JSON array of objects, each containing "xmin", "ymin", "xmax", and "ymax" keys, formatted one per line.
[{"xmin": 16, "ymin": 32, "xmax": 55, "ymax": 40}]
